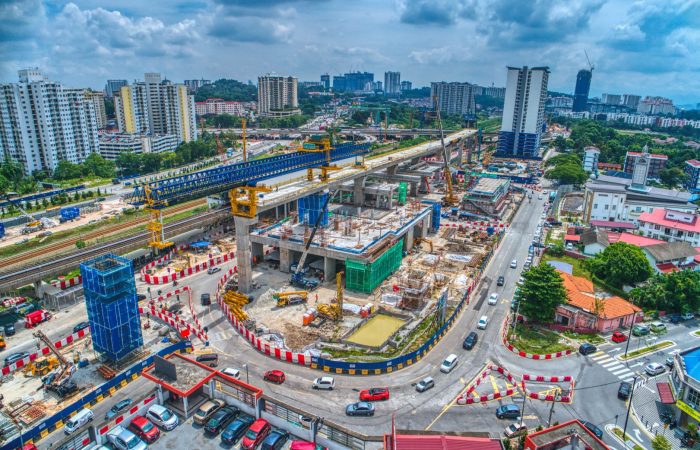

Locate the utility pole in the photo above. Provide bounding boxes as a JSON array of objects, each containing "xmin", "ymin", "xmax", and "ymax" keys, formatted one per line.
[
  {"xmin": 548, "ymin": 392, "xmax": 561, "ymax": 426},
  {"xmin": 623, "ymin": 312, "xmax": 638, "ymax": 359},
  {"xmin": 622, "ymin": 375, "xmax": 639, "ymax": 448}
]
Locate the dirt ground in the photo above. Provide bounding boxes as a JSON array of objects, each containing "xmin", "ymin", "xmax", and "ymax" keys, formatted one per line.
[{"xmin": 149, "ymin": 239, "xmax": 235, "ymax": 278}]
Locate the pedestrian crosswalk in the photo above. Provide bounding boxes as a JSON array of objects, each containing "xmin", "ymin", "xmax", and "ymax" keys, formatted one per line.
[{"xmin": 590, "ymin": 350, "xmax": 638, "ymax": 382}]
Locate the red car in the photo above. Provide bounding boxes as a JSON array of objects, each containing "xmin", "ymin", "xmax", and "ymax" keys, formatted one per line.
[
  {"xmin": 359, "ymin": 387, "xmax": 390, "ymax": 402},
  {"xmin": 128, "ymin": 415, "xmax": 160, "ymax": 443},
  {"xmin": 611, "ymin": 331, "xmax": 627, "ymax": 343},
  {"xmin": 263, "ymin": 370, "xmax": 286, "ymax": 384}
]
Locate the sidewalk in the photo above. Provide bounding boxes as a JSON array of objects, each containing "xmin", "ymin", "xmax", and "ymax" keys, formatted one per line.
[{"xmin": 631, "ymin": 376, "xmax": 688, "ymax": 450}]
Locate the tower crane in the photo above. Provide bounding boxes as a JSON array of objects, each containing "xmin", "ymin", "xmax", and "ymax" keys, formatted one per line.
[
  {"xmin": 584, "ymin": 49, "xmax": 595, "ymax": 72},
  {"xmin": 433, "ymin": 97, "xmax": 459, "ymax": 206}
]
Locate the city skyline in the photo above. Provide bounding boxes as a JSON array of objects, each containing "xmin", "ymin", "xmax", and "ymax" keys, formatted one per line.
[{"xmin": 2, "ymin": 0, "xmax": 699, "ymax": 105}]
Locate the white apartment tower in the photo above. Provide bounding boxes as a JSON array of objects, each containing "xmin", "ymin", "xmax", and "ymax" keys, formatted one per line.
[
  {"xmin": 430, "ymin": 82, "xmax": 476, "ymax": 116},
  {"xmin": 497, "ymin": 66, "xmax": 549, "ymax": 158},
  {"xmin": 257, "ymin": 75, "xmax": 300, "ymax": 117},
  {"xmin": 384, "ymin": 71, "xmax": 401, "ymax": 95},
  {"xmin": 85, "ymin": 91, "xmax": 107, "ymax": 129},
  {"xmin": 114, "ymin": 73, "xmax": 197, "ymax": 143},
  {"xmin": 0, "ymin": 68, "xmax": 99, "ymax": 173}
]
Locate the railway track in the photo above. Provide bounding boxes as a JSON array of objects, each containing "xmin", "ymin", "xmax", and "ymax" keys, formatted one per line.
[
  {"xmin": 1, "ymin": 199, "xmax": 205, "ymax": 269},
  {"xmin": 0, "ymin": 208, "xmax": 230, "ymax": 291}
]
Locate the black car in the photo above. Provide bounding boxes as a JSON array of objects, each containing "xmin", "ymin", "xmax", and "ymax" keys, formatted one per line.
[
  {"xmin": 73, "ymin": 322, "xmax": 90, "ymax": 333},
  {"xmin": 463, "ymin": 332, "xmax": 478, "ymax": 350},
  {"xmin": 579, "ymin": 343, "xmax": 597, "ymax": 355},
  {"xmin": 221, "ymin": 415, "xmax": 254, "ymax": 445},
  {"xmin": 581, "ymin": 421, "xmax": 604, "ymax": 440},
  {"xmin": 205, "ymin": 406, "xmax": 239, "ymax": 434},
  {"xmin": 137, "ymin": 294, "xmax": 147, "ymax": 301},
  {"xmin": 3, "ymin": 323, "xmax": 15, "ymax": 336},
  {"xmin": 618, "ymin": 382, "xmax": 632, "ymax": 400},
  {"xmin": 261, "ymin": 430, "xmax": 289, "ymax": 450},
  {"xmin": 670, "ymin": 314, "xmax": 681, "ymax": 324},
  {"xmin": 201, "ymin": 293, "xmax": 211, "ymax": 306},
  {"xmin": 3, "ymin": 351, "xmax": 30, "ymax": 367},
  {"xmin": 497, "ymin": 276, "xmax": 505, "ymax": 286}
]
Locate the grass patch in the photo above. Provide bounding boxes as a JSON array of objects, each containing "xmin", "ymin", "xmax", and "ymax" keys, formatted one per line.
[
  {"xmin": 694, "ymin": 330, "xmax": 700, "ymax": 337},
  {"xmin": 540, "ymin": 253, "xmax": 589, "ymax": 278},
  {"xmin": 620, "ymin": 340, "xmax": 673, "ymax": 360},
  {"xmin": 561, "ymin": 330, "xmax": 605, "ymax": 344},
  {"xmin": 508, "ymin": 325, "xmax": 574, "ymax": 354},
  {"xmin": 611, "ymin": 426, "xmax": 644, "ymax": 450},
  {"xmin": 163, "ymin": 206, "xmax": 208, "ymax": 224}
]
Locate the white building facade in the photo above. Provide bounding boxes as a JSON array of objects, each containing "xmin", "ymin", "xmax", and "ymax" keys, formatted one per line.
[
  {"xmin": 98, "ymin": 133, "xmax": 178, "ymax": 160},
  {"xmin": 257, "ymin": 75, "xmax": 299, "ymax": 117}
]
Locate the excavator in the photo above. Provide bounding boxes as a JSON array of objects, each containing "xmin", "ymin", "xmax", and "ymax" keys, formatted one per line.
[
  {"xmin": 4, "ymin": 194, "xmax": 44, "ymax": 234},
  {"xmin": 317, "ymin": 271, "xmax": 344, "ymax": 321},
  {"xmin": 34, "ymin": 330, "xmax": 77, "ymax": 397},
  {"xmin": 413, "ymin": 237, "xmax": 434, "ymax": 253},
  {"xmin": 273, "ymin": 291, "xmax": 308, "ymax": 308},
  {"xmin": 24, "ymin": 355, "xmax": 60, "ymax": 377}
]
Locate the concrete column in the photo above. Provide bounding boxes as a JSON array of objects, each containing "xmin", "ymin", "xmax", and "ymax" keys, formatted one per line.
[
  {"xmin": 251, "ymin": 242, "xmax": 264, "ymax": 263},
  {"xmin": 279, "ymin": 246, "xmax": 291, "ymax": 273},
  {"xmin": 410, "ymin": 181, "xmax": 418, "ymax": 197},
  {"xmin": 323, "ymin": 257, "xmax": 337, "ymax": 282},
  {"xmin": 183, "ymin": 396, "xmax": 189, "ymax": 419},
  {"xmin": 256, "ymin": 398, "xmax": 264, "ymax": 419},
  {"xmin": 387, "ymin": 165, "xmax": 398, "ymax": 176},
  {"xmin": 404, "ymin": 226, "xmax": 414, "ymax": 252},
  {"xmin": 422, "ymin": 216, "xmax": 430, "ymax": 237},
  {"xmin": 234, "ymin": 216, "xmax": 255, "ymax": 293},
  {"xmin": 353, "ymin": 177, "xmax": 365, "ymax": 206}
]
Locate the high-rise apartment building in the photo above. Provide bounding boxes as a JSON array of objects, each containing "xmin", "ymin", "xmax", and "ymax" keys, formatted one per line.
[
  {"xmin": 344, "ymin": 72, "xmax": 374, "ymax": 92},
  {"xmin": 333, "ymin": 76, "xmax": 347, "ymax": 93},
  {"xmin": 0, "ymin": 68, "xmax": 99, "ymax": 173},
  {"xmin": 400, "ymin": 80, "xmax": 412, "ymax": 92},
  {"xmin": 183, "ymin": 79, "xmax": 211, "ymax": 93},
  {"xmin": 623, "ymin": 94, "xmax": 641, "ymax": 109},
  {"xmin": 104, "ymin": 79, "xmax": 127, "ymax": 98},
  {"xmin": 498, "ymin": 66, "xmax": 550, "ymax": 158},
  {"xmin": 114, "ymin": 73, "xmax": 197, "ymax": 143},
  {"xmin": 602, "ymin": 93, "xmax": 622, "ymax": 105},
  {"xmin": 637, "ymin": 96, "xmax": 677, "ymax": 115},
  {"xmin": 384, "ymin": 71, "xmax": 401, "ymax": 95},
  {"xmin": 257, "ymin": 75, "xmax": 300, "ymax": 117},
  {"xmin": 572, "ymin": 69, "xmax": 592, "ymax": 112},
  {"xmin": 85, "ymin": 91, "xmax": 107, "ymax": 129},
  {"xmin": 321, "ymin": 74, "xmax": 330, "ymax": 90},
  {"xmin": 430, "ymin": 82, "xmax": 476, "ymax": 116},
  {"xmin": 685, "ymin": 160, "xmax": 700, "ymax": 193}
]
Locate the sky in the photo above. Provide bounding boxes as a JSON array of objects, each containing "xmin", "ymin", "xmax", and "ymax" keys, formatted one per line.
[{"xmin": 1, "ymin": 0, "xmax": 699, "ymax": 105}]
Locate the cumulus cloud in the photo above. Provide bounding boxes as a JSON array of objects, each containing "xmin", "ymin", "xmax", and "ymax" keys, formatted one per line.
[
  {"xmin": 398, "ymin": 0, "xmax": 474, "ymax": 26},
  {"xmin": 408, "ymin": 47, "xmax": 455, "ymax": 64}
]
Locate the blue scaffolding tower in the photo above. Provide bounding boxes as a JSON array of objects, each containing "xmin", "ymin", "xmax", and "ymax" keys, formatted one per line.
[
  {"xmin": 298, "ymin": 192, "xmax": 330, "ymax": 227},
  {"xmin": 80, "ymin": 254, "xmax": 143, "ymax": 362}
]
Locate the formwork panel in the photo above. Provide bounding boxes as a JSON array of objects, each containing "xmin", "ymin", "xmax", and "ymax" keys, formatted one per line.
[
  {"xmin": 346, "ymin": 238, "xmax": 404, "ymax": 293},
  {"xmin": 298, "ymin": 192, "xmax": 329, "ymax": 227},
  {"xmin": 80, "ymin": 254, "xmax": 143, "ymax": 362}
]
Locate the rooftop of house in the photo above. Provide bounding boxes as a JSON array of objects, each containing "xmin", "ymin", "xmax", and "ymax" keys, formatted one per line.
[
  {"xmin": 558, "ymin": 271, "xmax": 641, "ymax": 320},
  {"xmin": 638, "ymin": 209, "xmax": 700, "ymax": 233},
  {"xmin": 586, "ymin": 175, "xmax": 694, "ymax": 204},
  {"xmin": 644, "ymin": 241, "xmax": 698, "ymax": 262},
  {"xmin": 626, "ymin": 151, "xmax": 668, "ymax": 159},
  {"xmin": 607, "ymin": 232, "xmax": 664, "ymax": 247},
  {"xmin": 687, "ymin": 159, "xmax": 700, "ymax": 168}
]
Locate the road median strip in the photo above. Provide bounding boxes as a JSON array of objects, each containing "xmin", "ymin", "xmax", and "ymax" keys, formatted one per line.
[{"xmin": 618, "ymin": 340, "xmax": 674, "ymax": 361}]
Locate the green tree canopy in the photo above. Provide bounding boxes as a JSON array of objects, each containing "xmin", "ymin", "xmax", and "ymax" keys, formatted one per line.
[
  {"xmin": 651, "ymin": 434, "xmax": 672, "ymax": 450},
  {"xmin": 82, "ymin": 153, "xmax": 116, "ymax": 178},
  {"xmin": 659, "ymin": 167, "xmax": 688, "ymax": 188},
  {"xmin": 630, "ymin": 271, "xmax": 700, "ymax": 313},
  {"xmin": 584, "ymin": 242, "xmax": 653, "ymax": 288},
  {"xmin": 53, "ymin": 160, "xmax": 82, "ymax": 180},
  {"xmin": 514, "ymin": 263, "xmax": 567, "ymax": 323},
  {"xmin": 194, "ymin": 79, "xmax": 257, "ymax": 102},
  {"xmin": 544, "ymin": 162, "xmax": 589, "ymax": 185}
]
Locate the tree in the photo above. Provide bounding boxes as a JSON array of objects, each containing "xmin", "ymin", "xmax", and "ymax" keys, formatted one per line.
[
  {"xmin": 116, "ymin": 152, "xmax": 142, "ymax": 176},
  {"xmin": 630, "ymin": 271, "xmax": 700, "ymax": 313},
  {"xmin": 659, "ymin": 167, "xmax": 687, "ymax": 188},
  {"xmin": 75, "ymin": 240, "xmax": 86, "ymax": 249},
  {"xmin": 53, "ymin": 160, "xmax": 82, "ymax": 180},
  {"xmin": 584, "ymin": 242, "xmax": 653, "ymax": 288},
  {"xmin": 652, "ymin": 435, "xmax": 672, "ymax": 450},
  {"xmin": 544, "ymin": 162, "xmax": 588, "ymax": 185},
  {"xmin": 0, "ymin": 173, "xmax": 10, "ymax": 195},
  {"xmin": 83, "ymin": 153, "xmax": 116, "ymax": 178},
  {"xmin": 514, "ymin": 263, "xmax": 567, "ymax": 323}
]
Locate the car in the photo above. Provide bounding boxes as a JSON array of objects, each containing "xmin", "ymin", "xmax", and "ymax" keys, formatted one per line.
[
  {"xmin": 497, "ymin": 276, "xmax": 505, "ymax": 286},
  {"xmin": 106, "ymin": 426, "xmax": 147, "ymax": 450},
  {"xmin": 488, "ymin": 293, "xmax": 499, "ymax": 306},
  {"xmin": 440, "ymin": 354, "xmax": 459, "ymax": 373},
  {"xmin": 416, "ymin": 377, "xmax": 435, "ymax": 392},
  {"xmin": 650, "ymin": 322, "xmax": 667, "ymax": 333},
  {"xmin": 617, "ymin": 382, "xmax": 632, "ymax": 400},
  {"xmin": 669, "ymin": 314, "xmax": 682, "ymax": 324},
  {"xmin": 127, "ymin": 416, "xmax": 160, "ymax": 443},
  {"xmin": 146, "ymin": 404, "xmax": 178, "ymax": 431},
  {"xmin": 645, "ymin": 362, "xmax": 665, "ymax": 376},
  {"xmin": 632, "ymin": 324, "xmax": 650, "ymax": 336},
  {"xmin": 205, "ymin": 406, "xmax": 239, "ymax": 435},
  {"xmin": 477, "ymin": 315, "xmax": 489, "ymax": 330},
  {"xmin": 264, "ymin": 370, "xmax": 286, "ymax": 384},
  {"xmin": 538, "ymin": 194, "xmax": 543, "ymax": 200},
  {"xmin": 523, "ymin": 262, "xmax": 531, "ymax": 270},
  {"xmin": 581, "ymin": 421, "xmax": 603, "ymax": 439},
  {"xmin": 312, "ymin": 376, "xmax": 335, "ymax": 390},
  {"xmin": 222, "ymin": 367, "xmax": 241, "ymax": 379},
  {"xmin": 221, "ymin": 415, "xmax": 255, "ymax": 445},
  {"xmin": 510, "ymin": 259, "xmax": 517, "ymax": 269},
  {"xmin": 73, "ymin": 322, "xmax": 89, "ymax": 333},
  {"xmin": 360, "ymin": 387, "xmax": 390, "ymax": 402},
  {"xmin": 504, "ymin": 423, "xmax": 528, "ymax": 438},
  {"xmin": 611, "ymin": 331, "xmax": 627, "ymax": 343},
  {"xmin": 201, "ymin": 293, "xmax": 211, "ymax": 306},
  {"xmin": 3, "ymin": 323, "xmax": 15, "ymax": 336},
  {"xmin": 496, "ymin": 404, "xmax": 521, "ymax": 419},
  {"xmin": 566, "ymin": 243, "xmax": 574, "ymax": 251},
  {"xmin": 207, "ymin": 267, "xmax": 221, "ymax": 275},
  {"xmin": 3, "ymin": 352, "xmax": 30, "ymax": 367},
  {"xmin": 105, "ymin": 398, "xmax": 133, "ymax": 420},
  {"xmin": 136, "ymin": 294, "xmax": 147, "ymax": 301},
  {"xmin": 241, "ymin": 418, "xmax": 272, "ymax": 450},
  {"xmin": 463, "ymin": 331, "xmax": 478, "ymax": 350},
  {"xmin": 345, "ymin": 402, "xmax": 375, "ymax": 417},
  {"xmin": 517, "ymin": 277, "xmax": 525, "ymax": 285},
  {"xmin": 579, "ymin": 343, "xmax": 597, "ymax": 355},
  {"xmin": 681, "ymin": 312, "xmax": 695, "ymax": 321},
  {"xmin": 261, "ymin": 430, "xmax": 290, "ymax": 450},
  {"xmin": 193, "ymin": 399, "xmax": 226, "ymax": 425}
]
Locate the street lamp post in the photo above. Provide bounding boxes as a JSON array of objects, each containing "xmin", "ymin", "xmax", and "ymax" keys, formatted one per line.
[
  {"xmin": 622, "ymin": 375, "xmax": 639, "ymax": 448},
  {"xmin": 623, "ymin": 312, "xmax": 637, "ymax": 360}
]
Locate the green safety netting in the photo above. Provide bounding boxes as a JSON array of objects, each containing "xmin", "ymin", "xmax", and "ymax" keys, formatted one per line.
[{"xmin": 346, "ymin": 238, "xmax": 404, "ymax": 293}]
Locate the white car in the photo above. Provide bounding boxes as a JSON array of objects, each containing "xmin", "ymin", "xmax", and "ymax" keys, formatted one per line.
[
  {"xmin": 440, "ymin": 354, "xmax": 459, "ymax": 373},
  {"xmin": 312, "ymin": 376, "xmax": 335, "ymax": 390},
  {"xmin": 222, "ymin": 367, "xmax": 241, "ymax": 379},
  {"xmin": 510, "ymin": 259, "xmax": 517, "ymax": 269},
  {"xmin": 477, "ymin": 315, "xmax": 489, "ymax": 329},
  {"xmin": 517, "ymin": 277, "xmax": 525, "ymax": 285},
  {"xmin": 645, "ymin": 362, "xmax": 665, "ymax": 376},
  {"xmin": 488, "ymin": 293, "xmax": 499, "ymax": 306},
  {"xmin": 145, "ymin": 404, "xmax": 179, "ymax": 431},
  {"xmin": 538, "ymin": 194, "xmax": 543, "ymax": 200},
  {"xmin": 504, "ymin": 423, "xmax": 528, "ymax": 437}
]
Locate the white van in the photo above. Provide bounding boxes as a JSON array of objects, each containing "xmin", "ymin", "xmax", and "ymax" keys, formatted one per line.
[
  {"xmin": 440, "ymin": 354, "xmax": 458, "ymax": 373},
  {"xmin": 64, "ymin": 408, "xmax": 94, "ymax": 434}
]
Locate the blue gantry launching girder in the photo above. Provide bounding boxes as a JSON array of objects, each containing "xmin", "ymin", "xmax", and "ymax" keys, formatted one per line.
[{"xmin": 129, "ymin": 141, "xmax": 371, "ymax": 208}]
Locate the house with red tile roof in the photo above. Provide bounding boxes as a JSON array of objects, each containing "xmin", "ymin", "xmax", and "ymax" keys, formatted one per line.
[
  {"xmin": 638, "ymin": 208, "xmax": 700, "ymax": 247},
  {"xmin": 553, "ymin": 271, "xmax": 642, "ymax": 333}
]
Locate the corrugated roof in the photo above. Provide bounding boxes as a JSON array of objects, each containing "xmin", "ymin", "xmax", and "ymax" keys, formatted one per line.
[
  {"xmin": 638, "ymin": 209, "xmax": 700, "ymax": 233},
  {"xmin": 390, "ymin": 435, "xmax": 502, "ymax": 450},
  {"xmin": 644, "ymin": 241, "xmax": 698, "ymax": 262},
  {"xmin": 656, "ymin": 263, "xmax": 680, "ymax": 273},
  {"xmin": 559, "ymin": 271, "xmax": 641, "ymax": 319},
  {"xmin": 607, "ymin": 232, "xmax": 664, "ymax": 247},
  {"xmin": 589, "ymin": 220, "xmax": 637, "ymax": 229}
]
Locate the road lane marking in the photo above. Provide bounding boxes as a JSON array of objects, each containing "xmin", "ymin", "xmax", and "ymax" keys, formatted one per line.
[
  {"xmin": 612, "ymin": 368, "xmax": 633, "ymax": 376},
  {"xmin": 602, "ymin": 361, "xmax": 622, "ymax": 369}
]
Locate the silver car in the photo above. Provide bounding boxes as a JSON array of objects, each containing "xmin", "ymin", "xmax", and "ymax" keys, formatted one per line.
[{"xmin": 106, "ymin": 425, "xmax": 147, "ymax": 450}]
